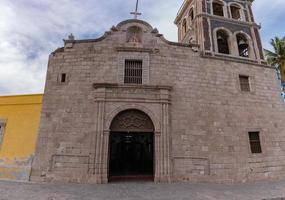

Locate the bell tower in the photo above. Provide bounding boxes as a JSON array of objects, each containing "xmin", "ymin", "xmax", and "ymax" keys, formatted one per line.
[{"xmin": 175, "ymin": 0, "xmax": 265, "ymax": 63}]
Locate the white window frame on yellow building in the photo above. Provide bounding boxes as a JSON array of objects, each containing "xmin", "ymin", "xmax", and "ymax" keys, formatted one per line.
[{"xmin": 0, "ymin": 119, "xmax": 6, "ymax": 150}]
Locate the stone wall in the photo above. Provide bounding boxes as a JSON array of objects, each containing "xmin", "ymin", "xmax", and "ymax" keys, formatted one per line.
[{"xmin": 31, "ymin": 19, "xmax": 285, "ymax": 184}]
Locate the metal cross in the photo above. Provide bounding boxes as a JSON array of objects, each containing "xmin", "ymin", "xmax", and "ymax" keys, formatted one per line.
[{"xmin": 130, "ymin": 0, "xmax": 142, "ymax": 19}]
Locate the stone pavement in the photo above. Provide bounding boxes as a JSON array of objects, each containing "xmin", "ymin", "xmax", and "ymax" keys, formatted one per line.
[{"xmin": 0, "ymin": 180, "xmax": 285, "ymax": 200}]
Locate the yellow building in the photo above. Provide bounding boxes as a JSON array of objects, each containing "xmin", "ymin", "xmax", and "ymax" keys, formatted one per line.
[{"xmin": 0, "ymin": 94, "xmax": 42, "ymax": 181}]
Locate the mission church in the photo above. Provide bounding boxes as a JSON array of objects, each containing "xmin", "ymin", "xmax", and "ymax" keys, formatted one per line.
[{"xmin": 11, "ymin": 0, "xmax": 284, "ymax": 184}]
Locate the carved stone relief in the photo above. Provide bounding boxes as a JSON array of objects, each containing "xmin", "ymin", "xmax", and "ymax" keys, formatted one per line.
[
  {"xmin": 110, "ymin": 109, "xmax": 154, "ymax": 132},
  {"xmin": 127, "ymin": 26, "xmax": 143, "ymax": 43}
]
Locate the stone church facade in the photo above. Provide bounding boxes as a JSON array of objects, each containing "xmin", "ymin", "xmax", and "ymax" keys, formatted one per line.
[{"xmin": 31, "ymin": 0, "xmax": 285, "ymax": 184}]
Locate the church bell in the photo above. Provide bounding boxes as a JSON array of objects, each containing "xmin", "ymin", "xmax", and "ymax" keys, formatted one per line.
[
  {"xmin": 238, "ymin": 39, "xmax": 248, "ymax": 50},
  {"xmin": 217, "ymin": 35, "xmax": 225, "ymax": 42}
]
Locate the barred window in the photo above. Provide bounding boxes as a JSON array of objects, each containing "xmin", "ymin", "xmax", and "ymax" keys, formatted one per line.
[
  {"xmin": 124, "ymin": 60, "xmax": 143, "ymax": 84},
  {"xmin": 248, "ymin": 132, "xmax": 262, "ymax": 154},
  {"xmin": 239, "ymin": 75, "xmax": 250, "ymax": 92}
]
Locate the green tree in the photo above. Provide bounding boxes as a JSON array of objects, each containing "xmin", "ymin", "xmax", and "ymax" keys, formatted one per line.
[{"xmin": 264, "ymin": 37, "xmax": 285, "ymax": 83}]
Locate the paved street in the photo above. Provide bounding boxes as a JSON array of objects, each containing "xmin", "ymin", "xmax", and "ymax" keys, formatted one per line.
[{"xmin": 0, "ymin": 180, "xmax": 285, "ymax": 200}]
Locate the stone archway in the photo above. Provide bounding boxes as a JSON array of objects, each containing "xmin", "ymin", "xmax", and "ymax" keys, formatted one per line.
[
  {"xmin": 90, "ymin": 98, "xmax": 172, "ymax": 184},
  {"xmin": 108, "ymin": 109, "xmax": 155, "ymax": 181}
]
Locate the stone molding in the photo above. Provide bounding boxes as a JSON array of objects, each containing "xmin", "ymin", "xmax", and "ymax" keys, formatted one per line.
[
  {"xmin": 196, "ymin": 13, "xmax": 261, "ymax": 28},
  {"xmin": 115, "ymin": 47, "xmax": 159, "ymax": 53},
  {"xmin": 90, "ymin": 83, "xmax": 172, "ymax": 183},
  {"xmin": 201, "ymin": 52, "xmax": 271, "ymax": 68},
  {"xmin": 104, "ymin": 104, "xmax": 161, "ymax": 134},
  {"xmin": 93, "ymin": 83, "xmax": 172, "ymax": 90},
  {"xmin": 117, "ymin": 52, "xmax": 150, "ymax": 85}
]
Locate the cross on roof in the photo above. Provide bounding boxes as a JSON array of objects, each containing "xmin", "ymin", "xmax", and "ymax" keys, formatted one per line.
[{"xmin": 130, "ymin": 0, "xmax": 142, "ymax": 19}]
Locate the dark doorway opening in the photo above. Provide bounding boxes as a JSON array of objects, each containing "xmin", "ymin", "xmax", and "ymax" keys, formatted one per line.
[
  {"xmin": 108, "ymin": 109, "xmax": 155, "ymax": 182},
  {"xmin": 109, "ymin": 132, "xmax": 154, "ymax": 181}
]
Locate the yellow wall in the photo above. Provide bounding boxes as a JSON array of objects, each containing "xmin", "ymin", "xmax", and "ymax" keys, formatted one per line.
[{"xmin": 0, "ymin": 94, "xmax": 42, "ymax": 181}]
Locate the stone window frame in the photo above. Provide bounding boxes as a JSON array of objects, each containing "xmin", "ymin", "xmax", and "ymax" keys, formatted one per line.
[
  {"xmin": 210, "ymin": 0, "xmax": 228, "ymax": 18},
  {"xmin": 188, "ymin": 5, "xmax": 195, "ymax": 27},
  {"xmin": 0, "ymin": 119, "xmax": 7, "ymax": 150},
  {"xmin": 181, "ymin": 18, "xmax": 187, "ymax": 38},
  {"xmin": 179, "ymin": 2, "xmax": 195, "ymax": 40},
  {"xmin": 118, "ymin": 52, "xmax": 150, "ymax": 85},
  {"xmin": 124, "ymin": 60, "xmax": 143, "ymax": 84},
  {"xmin": 213, "ymin": 27, "xmax": 233, "ymax": 55},
  {"xmin": 236, "ymin": 73, "xmax": 256, "ymax": 94},
  {"xmin": 228, "ymin": 2, "xmax": 246, "ymax": 21},
  {"xmin": 233, "ymin": 31, "xmax": 255, "ymax": 59},
  {"xmin": 213, "ymin": 28, "xmax": 256, "ymax": 60},
  {"xmin": 246, "ymin": 128, "xmax": 264, "ymax": 156},
  {"xmin": 239, "ymin": 75, "xmax": 251, "ymax": 92},
  {"xmin": 57, "ymin": 72, "xmax": 70, "ymax": 85}
]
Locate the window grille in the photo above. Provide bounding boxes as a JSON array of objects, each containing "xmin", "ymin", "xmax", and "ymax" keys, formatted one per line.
[
  {"xmin": 248, "ymin": 132, "xmax": 262, "ymax": 154},
  {"xmin": 124, "ymin": 60, "xmax": 143, "ymax": 84},
  {"xmin": 239, "ymin": 75, "xmax": 250, "ymax": 92}
]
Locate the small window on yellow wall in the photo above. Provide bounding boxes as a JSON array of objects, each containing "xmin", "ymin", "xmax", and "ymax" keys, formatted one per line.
[{"xmin": 0, "ymin": 122, "xmax": 6, "ymax": 149}]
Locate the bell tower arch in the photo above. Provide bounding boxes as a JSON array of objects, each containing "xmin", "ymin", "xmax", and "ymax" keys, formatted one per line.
[{"xmin": 175, "ymin": 0, "xmax": 265, "ymax": 63}]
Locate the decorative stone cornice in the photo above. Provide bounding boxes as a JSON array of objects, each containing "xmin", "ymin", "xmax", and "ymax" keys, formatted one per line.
[
  {"xmin": 116, "ymin": 19, "xmax": 153, "ymax": 30},
  {"xmin": 196, "ymin": 13, "xmax": 261, "ymax": 28},
  {"xmin": 201, "ymin": 52, "xmax": 272, "ymax": 69},
  {"xmin": 115, "ymin": 47, "xmax": 159, "ymax": 53},
  {"xmin": 93, "ymin": 83, "xmax": 172, "ymax": 91}
]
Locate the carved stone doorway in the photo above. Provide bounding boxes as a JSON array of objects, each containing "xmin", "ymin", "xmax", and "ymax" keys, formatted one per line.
[{"xmin": 108, "ymin": 109, "xmax": 155, "ymax": 182}]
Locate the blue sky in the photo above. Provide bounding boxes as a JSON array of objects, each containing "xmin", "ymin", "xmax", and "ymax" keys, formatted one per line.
[{"xmin": 0, "ymin": 0, "xmax": 284, "ymax": 95}]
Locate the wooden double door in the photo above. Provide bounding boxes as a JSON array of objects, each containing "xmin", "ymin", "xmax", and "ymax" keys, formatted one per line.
[{"xmin": 109, "ymin": 132, "xmax": 154, "ymax": 181}]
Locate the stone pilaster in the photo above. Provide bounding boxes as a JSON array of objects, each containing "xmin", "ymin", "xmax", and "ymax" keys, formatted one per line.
[
  {"xmin": 155, "ymin": 89, "xmax": 172, "ymax": 182},
  {"xmin": 88, "ymin": 89, "xmax": 107, "ymax": 184}
]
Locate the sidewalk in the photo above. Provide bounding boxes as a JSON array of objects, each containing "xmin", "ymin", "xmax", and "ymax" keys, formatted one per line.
[{"xmin": 0, "ymin": 180, "xmax": 285, "ymax": 200}]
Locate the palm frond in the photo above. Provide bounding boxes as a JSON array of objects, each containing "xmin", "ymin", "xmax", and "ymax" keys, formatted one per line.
[{"xmin": 265, "ymin": 37, "xmax": 285, "ymax": 73}]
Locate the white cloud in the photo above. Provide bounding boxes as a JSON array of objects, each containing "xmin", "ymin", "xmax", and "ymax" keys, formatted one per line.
[
  {"xmin": 0, "ymin": 0, "xmax": 117, "ymax": 95},
  {"xmin": 0, "ymin": 0, "xmax": 284, "ymax": 95}
]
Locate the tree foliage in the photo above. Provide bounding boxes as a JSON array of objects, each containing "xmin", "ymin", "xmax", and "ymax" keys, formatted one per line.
[{"xmin": 264, "ymin": 37, "xmax": 285, "ymax": 82}]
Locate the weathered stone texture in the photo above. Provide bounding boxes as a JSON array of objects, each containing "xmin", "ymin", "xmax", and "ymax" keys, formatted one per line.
[{"xmin": 31, "ymin": 19, "xmax": 285, "ymax": 184}]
